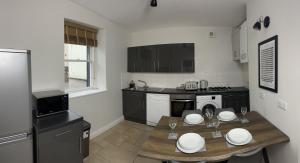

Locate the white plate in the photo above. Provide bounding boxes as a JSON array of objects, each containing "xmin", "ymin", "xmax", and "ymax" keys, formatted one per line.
[
  {"xmin": 176, "ymin": 141, "xmax": 204, "ymax": 154},
  {"xmin": 184, "ymin": 114, "xmax": 204, "ymax": 125},
  {"xmin": 225, "ymin": 134, "xmax": 252, "ymax": 146},
  {"xmin": 178, "ymin": 133, "xmax": 205, "ymax": 150},
  {"xmin": 227, "ymin": 128, "xmax": 252, "ymax": 145},
  {"xmin": 218, "ymin": 111, "xmax": 237, "ymax": 121}
]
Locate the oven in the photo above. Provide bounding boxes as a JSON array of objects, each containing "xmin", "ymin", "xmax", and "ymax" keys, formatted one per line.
[{"xmin": 170, "ymin": 94, "xmax": 195, "ymax": 117}]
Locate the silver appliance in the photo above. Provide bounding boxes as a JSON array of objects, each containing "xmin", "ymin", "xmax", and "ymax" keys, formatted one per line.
[
  {"xmin": 170, "ymin": 94, "xmax": 196, "ymax": 117},
  {"xmin": 199, "ymin": 80, "xmax": 208, "ymax": 90},
  {"xmin": 0, "ymin": 49, "xmax": 33, "ymax": 163},
  {"xmin": 184, "ymin": 81, "xmax": 198, "ymax": 90}
]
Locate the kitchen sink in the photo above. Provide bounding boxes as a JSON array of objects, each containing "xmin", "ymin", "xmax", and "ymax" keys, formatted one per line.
[{"xmin": 135, "ymin": 87, "xmax": 165, "ymax": 92}]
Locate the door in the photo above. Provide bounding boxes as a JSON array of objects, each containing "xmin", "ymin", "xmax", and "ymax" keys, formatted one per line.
[
  {"xmin": 123, "ymin": 91, "xmax": 146, "ymax": 124},
  {"xmin": 146, "ymin": 94, "xmax": 170, "ymax": 126},
  {"xmin": 140, "ymin": 46, "xmax": 157, "ymax": 72},
  {"xmin": 222, "ymin": 92, "xmax": 250, "ymax": 113},
  {"xmin": 171, "ymin": 99, "xmax": 195, "ymax": 117},
  {"xmin": 156, "ymin": 44, "xmax": 172, "ymax": 72},
  {"xmin": 127, "ymin": 47, "xmax": 137, "ymax": 72},
  {"xmin": 171, "ymin": 44, "xmax": 195, "ymax": 72},
  {"xmin": 0, "ymin": 134, "xmax": 32, "ymax": 163},
  {"xmin": 38, "ymin": 122, "xmax": 82, "ymax": 163},
  {"xmin": 0, "ymin": 50, "xmax": 32, "ymax": 136}
]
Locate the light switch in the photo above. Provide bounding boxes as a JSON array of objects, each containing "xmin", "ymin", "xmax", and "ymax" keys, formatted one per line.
[
  {"xmin": 278, "ymin": 99, "xmax": 288, "ymax": 111},
  {"xmin": 259, "ymin": 92, "xmax": 265, "ymax": 99}
]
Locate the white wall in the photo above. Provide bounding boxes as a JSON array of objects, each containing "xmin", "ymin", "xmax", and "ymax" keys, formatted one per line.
[
  {"xmin": 247, "ymin": 0, "xmax": 300, "ymax": 163},
  {"xmin": 127, "ymin": 26, "xmax": 246, "ymax": 88},
  {"xmin": 0, "ymin": 0, "xmax": 128, "ymax": 134}
]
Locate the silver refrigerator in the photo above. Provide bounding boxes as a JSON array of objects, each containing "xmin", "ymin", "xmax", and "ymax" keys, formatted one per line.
[{"xmin": 0, "ymin": 49, "xmax": 33, "ymax": 163}]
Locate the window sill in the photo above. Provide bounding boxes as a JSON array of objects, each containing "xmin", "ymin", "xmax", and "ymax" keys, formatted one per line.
[{"xmin": 68, "ymin": 88, "xmax": 107, "ymax": 98}]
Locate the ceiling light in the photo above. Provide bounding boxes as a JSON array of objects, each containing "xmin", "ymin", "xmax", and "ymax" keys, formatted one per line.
[
  {"xmin": 253, "ymin": 16, "xmax": 271, "ymax": 31},
  {"xmin": 264, "ymin": 16, "xmax": 271, "ymax": 28},
  {"xmin": 253, "ymin": 21, "xmax": 261, "ymax": 31},
  {"xmin": 151, "ymin": 0, "xmax": 158, "ymax": 7}
]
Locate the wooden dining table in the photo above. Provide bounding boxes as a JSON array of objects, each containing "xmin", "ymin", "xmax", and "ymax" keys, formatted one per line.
[{"xmin": 138, "ymin": 111, "xmax": 290, "ymax": 162}]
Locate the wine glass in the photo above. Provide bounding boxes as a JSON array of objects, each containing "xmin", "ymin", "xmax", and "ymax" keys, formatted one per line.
[
  {"xmin": 241, "ymin": 106, "xmax": 247, "ymax": 119},
  {"xmin": 169, "ymin": 118, "xmax": 177, "ymax": 133},
  {"xmin": 212, "ymin": 118, "xmax": 221, "ymax": 138},
  {"xmin": 241, "ymin": 106, "xmax": 249, "ymax": 123},
  {"xmin": 205, "ymin": 108, "xmax": 214, "ymax": 128}
]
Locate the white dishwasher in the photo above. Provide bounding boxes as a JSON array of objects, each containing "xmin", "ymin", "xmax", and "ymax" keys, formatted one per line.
[{"xmin": 146, "ymin": 93, "xmax": 170, "ymax": 126}]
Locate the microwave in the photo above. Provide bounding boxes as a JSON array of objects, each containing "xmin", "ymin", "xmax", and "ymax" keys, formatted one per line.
[{"xmin": 32, "ymin": 90, "xmax": 68, "ymax": 117}]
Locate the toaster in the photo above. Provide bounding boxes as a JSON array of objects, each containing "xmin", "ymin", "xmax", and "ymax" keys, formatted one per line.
[{"xmin": 185, "ymin": 81, "xmax": 198, "ymax": 90}]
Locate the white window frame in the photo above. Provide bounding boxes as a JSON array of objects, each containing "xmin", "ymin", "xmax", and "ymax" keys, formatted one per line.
[{"xmin": 64, "ymin": 45, "xmax": 97, "ymax": 93}]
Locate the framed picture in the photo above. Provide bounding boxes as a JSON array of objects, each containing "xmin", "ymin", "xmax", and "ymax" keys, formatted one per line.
[{"xmin": 258, "ymin": 35, "xmax": 278, "ymax": 93}]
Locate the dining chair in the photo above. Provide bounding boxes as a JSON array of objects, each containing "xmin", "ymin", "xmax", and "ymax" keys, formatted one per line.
[
  {"xmin": 165, "ymin": 161, "xmax": 206, "ymax": 163},
  {"xmin": 229, "ymin": 147, "xmax": 269, "ymax": 163}
]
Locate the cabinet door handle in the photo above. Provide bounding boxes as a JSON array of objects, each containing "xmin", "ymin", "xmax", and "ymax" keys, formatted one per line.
[
  {"xmin": 171, "ymin": 99, "xmax": 194, "ymax": 102},
  {"xmin": 79, "ymin": 137, "xmax": 82, "ymax": 154},
  {"xmin": 55, "ymin": 130, "xmax": 72, "ymax": 137}
]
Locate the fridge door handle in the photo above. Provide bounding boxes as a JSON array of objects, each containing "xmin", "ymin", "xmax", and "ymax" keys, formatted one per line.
[{"xmin": 0, "ymin": 133, "xmax": 29, "ymax": 145}]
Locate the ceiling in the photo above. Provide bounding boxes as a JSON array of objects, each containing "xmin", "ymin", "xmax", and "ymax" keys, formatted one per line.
[{"xmin": 71, "ymin": 0, "xmax": 247, "ymax": 31}]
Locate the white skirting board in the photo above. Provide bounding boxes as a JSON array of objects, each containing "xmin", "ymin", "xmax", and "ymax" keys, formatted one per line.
[{"xmin": 90, "ymin": 116, "xmax": 124, "ymax": 139}]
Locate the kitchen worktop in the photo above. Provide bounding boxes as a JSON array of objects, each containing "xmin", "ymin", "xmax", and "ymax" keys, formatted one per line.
[
  {"xmin": 33, "ymin": 110, "xmax": 83, "ymax": 133},
  {"xmin": 122, "ymin": 87, "xmax": 249, "ymax": 95}
]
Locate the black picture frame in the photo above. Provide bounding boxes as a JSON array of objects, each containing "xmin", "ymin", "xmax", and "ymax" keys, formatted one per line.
[{"xmin": 258, "ymin": 35, "xmax": 278, "ymax": 93}]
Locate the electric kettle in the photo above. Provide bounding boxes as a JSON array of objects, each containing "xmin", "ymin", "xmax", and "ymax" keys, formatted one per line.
[{"xmin": 199, "ymin": 80, "xmax": 208, "ymax": 90}]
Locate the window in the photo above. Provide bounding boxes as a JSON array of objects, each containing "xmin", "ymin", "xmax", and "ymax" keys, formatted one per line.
[
  {"xmin": 64, "ymin": 44, "xmax": 95, "ymax": 91},
  {"xmin": 64, "ymin": 20, "xmax": 98, "ymax": 92}
]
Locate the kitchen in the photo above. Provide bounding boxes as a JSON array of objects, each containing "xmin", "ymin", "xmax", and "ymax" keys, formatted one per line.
[{"xmin": 0, "ymin": 0, "xmax": 299, "ymax": 163}]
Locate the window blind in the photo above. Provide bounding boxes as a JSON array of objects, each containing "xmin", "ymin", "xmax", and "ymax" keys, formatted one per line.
[{"xmin": 64, "ymin": 21, "xmax": 98, "ymax": 47}]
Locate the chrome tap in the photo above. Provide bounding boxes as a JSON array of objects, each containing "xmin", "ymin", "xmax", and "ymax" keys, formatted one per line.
[{"xmin": 138, "ymin": 80, "xmax": 148, "ymax": 88}]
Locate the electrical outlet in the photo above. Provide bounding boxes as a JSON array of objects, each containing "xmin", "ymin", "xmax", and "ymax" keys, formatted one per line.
[
  {"xmin": 278, "ymin": 99, "xmax": 288, "ymax": 111},
  {"xmin": 209, "ymin": 32, "xmax": 216, "ymax": 38}
]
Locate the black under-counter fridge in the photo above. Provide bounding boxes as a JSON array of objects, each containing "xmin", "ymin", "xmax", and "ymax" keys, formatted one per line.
[{"xmin": 33, "ymin": 111, "xmax": 83, "ymax": 163}]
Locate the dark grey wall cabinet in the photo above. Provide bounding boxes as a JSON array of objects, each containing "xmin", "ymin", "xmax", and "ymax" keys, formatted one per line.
[
  {"xmin": 170, "ymin": 44, "xmax": 194, "ymax": 72},
  {"xmin": 127, "ymin": 47, "xmax": 138, "ymax": 72},
  {"xmin": 156, "ymin": 44, "xmax": 172, "ymax": 72},
  {"xmin": 122, "ymin": 90, "xmax": 146, "ymax": 124},
  {"xmin": 222, "ymin": 92, "xmax": 250, "ymax": 113},
  {"xmin": 140, "ymin": 46, "xmax": 157, "ymax": 72},
  {"xmin": 127, "ymin": 43, "xmax": 195, "ymax": 73}
]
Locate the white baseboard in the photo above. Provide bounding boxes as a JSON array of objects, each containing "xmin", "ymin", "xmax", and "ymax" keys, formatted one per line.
[{"xmin": 90, "ymin": 116, "xmax": 124, "ymax": 139}]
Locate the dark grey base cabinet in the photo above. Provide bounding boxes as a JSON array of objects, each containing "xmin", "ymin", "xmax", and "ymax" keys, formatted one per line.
[
  {"xmin": 37, "ymin": 122, "xmax": 82, "ymax": 163},
  {"xmin": 122, "ymin": 90, "xmax": 146, "ymax": 124},
  {"xmin": 222, "ymin": 92, "xmax": 250, "ymax": 113},
  {"xmin": 33, "ymin": 111, "xmax": 83, "ymax": 163}
]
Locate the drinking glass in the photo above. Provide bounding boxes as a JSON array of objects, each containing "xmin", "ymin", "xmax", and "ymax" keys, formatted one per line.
[
  {"xmin": 205, "ymin": 108, "xmax": 214, "ymax": 128},
  {"xmin": 212, "ymin": 118, "xmax": 222, "ymax": 138}
]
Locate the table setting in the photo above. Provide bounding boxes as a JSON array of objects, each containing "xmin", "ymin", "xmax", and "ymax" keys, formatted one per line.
[
  {"xmin": 170, "ymin": 107, "xmax": 254, "ymax": 154},
  {"xmin": 138, "ymin": 110, "xmax": 290, "ymax": 162}
]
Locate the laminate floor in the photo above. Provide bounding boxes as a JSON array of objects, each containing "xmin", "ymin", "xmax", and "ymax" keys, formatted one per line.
[{"xmin": 84, "ymin": 120, "xmax": 161, "ymax": 163}]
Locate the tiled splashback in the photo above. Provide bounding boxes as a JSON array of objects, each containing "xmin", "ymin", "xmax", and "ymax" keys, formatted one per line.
[{"xmin": 123, "ymin": 71, "xmax": 245, "ymax": 88}]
